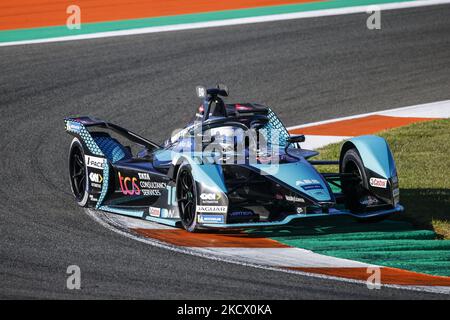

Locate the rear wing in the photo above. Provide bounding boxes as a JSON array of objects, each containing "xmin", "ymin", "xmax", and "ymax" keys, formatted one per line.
[{"xmin": 64, "ymin": 116, "xmax": 161, "ymax": 151}]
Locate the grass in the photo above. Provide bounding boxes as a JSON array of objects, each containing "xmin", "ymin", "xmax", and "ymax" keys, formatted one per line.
[{"xmin": 312, "ymin": 118, "xmax": 450, "ymax": 239}]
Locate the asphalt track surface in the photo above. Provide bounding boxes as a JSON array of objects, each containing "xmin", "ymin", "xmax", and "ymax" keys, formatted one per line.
[{"xmin": 1, "ymin": 5, "xmax": 450, "ymax": 299}]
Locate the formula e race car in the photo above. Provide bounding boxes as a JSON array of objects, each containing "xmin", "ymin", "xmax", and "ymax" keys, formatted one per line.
[{"xmin": 64, "ymin": 85, "xmax": 403, "ymax": 232}]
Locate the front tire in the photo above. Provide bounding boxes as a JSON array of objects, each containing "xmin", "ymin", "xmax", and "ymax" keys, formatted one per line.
[
  {"xmin": 176, "ymin": 163, "xmax": 198, "ymax": 232},
  {"xmin": 341, "ymin": 148, "xmax": 391, "ymax": 223},
  {"xmin": 340, "ymin": 148, "xmax": 368, "ymax": 213},
  {"xmin": 68, "ymin": 138, "xmax": 89, "ymax": 207}
]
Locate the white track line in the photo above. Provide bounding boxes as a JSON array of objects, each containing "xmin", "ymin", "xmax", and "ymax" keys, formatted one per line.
[
  {"xmin": 287, "ymin": 99, "xmax": 450, "ymax": 149},
  {"xmin": 2, "ymin": 0, "xmax": 450, "ymax": 47},
  {"xmin": 287, "ymin": 99, "xmax": 450, "ymax": 131},
  {"xmin": 195, "ymin": 247, "xmax": 372, "ymax": 268},
  {"xmin": 296, "ymin": 135, "xmax": 352, "ymax": 150}
]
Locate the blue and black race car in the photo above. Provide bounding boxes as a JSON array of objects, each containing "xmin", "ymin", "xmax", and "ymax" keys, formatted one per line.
[{"xmin": 65, "ymin": 85, "xmax": 403, "ymax": 232}]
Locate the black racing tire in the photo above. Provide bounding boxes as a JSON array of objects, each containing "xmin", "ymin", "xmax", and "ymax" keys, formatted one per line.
[
  {"xmin": 176, "ymin": 163, "xmax": 199, "ymax": 232},
  {"xmin": 68, "ymin": 138, "xmax": 89, "ymax": 207},
  {"xmin": 340, "ymin": 148, "xmax": 368, "ymax": 214},
  {"xmin": 341, "ymin": 148, "xmax": 391, "ymax": 223}
]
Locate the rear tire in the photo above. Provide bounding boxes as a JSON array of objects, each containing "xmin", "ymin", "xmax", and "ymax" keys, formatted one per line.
[
  {"xmin": 176, "ymin": 163, "xmax": 198, "ymax": 232},
  {"xmin": 68, "ymin": 138, "xmax": 89, "ymax": 207}
]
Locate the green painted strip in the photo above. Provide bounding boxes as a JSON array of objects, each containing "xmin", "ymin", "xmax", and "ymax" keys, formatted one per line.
[
  {"xmin": 250, "ymin": 217, "xmax": 450, "ymax": 277},
  {"xmin": 0, "ymin": 0, "xmax": 418, "ymax": 43}
]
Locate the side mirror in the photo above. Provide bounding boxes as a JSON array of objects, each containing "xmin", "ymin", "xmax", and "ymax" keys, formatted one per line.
[
  {"xmin": 284, "ymin": 135, "xmax": 304, "ymax": 160},
  {"xmin": 198, "ymin": 84, "xmax": 229, "ymax": 98},
  {"xmin": 287, "ymin": 135, "xmax": 305, "ymax": 144}
]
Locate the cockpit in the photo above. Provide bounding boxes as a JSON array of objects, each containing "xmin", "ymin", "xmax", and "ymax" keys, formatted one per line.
[{"xmin": 165, "ymin": 85, "xmax": 299, "ymax": 163}]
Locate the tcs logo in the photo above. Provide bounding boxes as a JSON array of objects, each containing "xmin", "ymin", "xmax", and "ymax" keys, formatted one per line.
[{"xmin": 118, "ymin": 172, "xmax": 141, "ymax": 195}]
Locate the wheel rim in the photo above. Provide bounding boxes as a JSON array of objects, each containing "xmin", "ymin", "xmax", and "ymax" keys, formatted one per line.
[
  {"xmin": 70, "ymin": 147, "xmax": 86, "ymax": 201},
  {"xmin": 178, "ymin": 170, "xmax": 196, "ymax": 227}
]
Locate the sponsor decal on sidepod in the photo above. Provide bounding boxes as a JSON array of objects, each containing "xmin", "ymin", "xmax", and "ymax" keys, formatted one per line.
[
  {"xmin": 118, "ymin": 172, "xmax": 141, "ymax": 195},
  {"xmin": 119, "ymin": 172, "xmax": 167, "ymax": 196},
  {"xmin": 138, "ymin": 172, "xmax": 167, "ymax": 196},
  {"xmin": 149, "ymin": 207, "xmax": 161, "ymax": 217},
  {"xmin": 138, "ymin": 172, "xmax": 151, "ymax": 180}
]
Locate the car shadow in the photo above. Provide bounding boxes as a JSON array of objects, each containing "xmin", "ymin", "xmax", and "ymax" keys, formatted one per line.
[
  {"xmin": 389, "ymin": 188, "xmax": 450, "ymax": 238},
  {"xmin": 244, "ymin": 188, "xmax": 449, "ymax": 239}
]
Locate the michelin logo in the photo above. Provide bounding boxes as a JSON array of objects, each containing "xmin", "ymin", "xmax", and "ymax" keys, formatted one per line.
[{"xmin": 198, "ymin": 215, "xmax": 224, "ymax": 224}]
